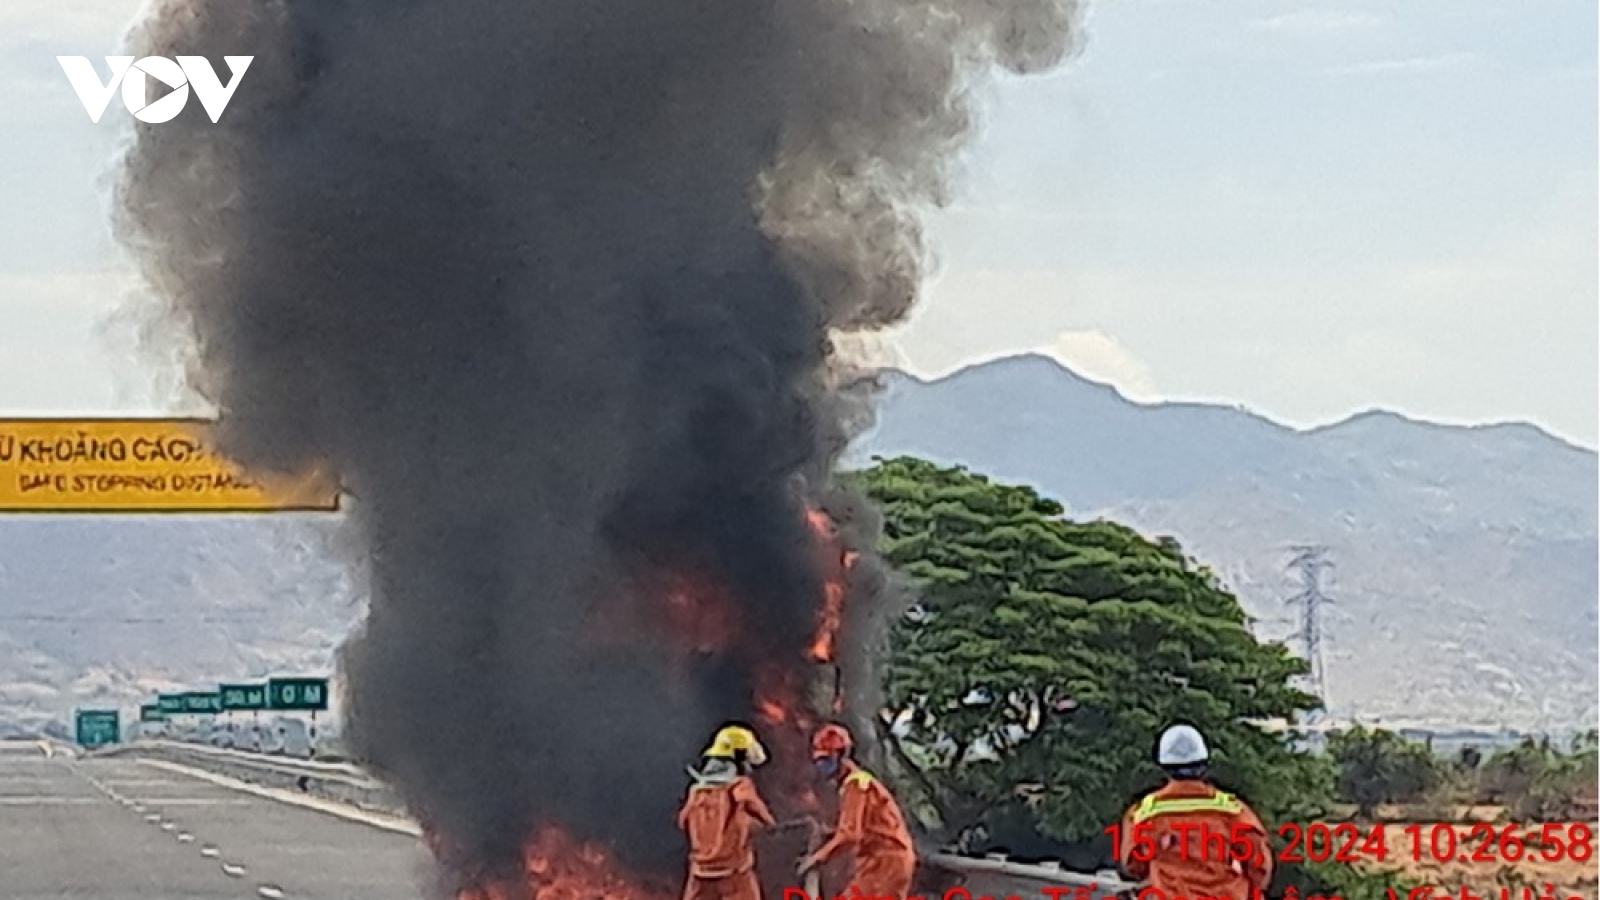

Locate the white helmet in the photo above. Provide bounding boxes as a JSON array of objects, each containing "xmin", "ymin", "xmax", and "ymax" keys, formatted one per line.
[{"xmin": 1156, "ymin": 725, "xmax": 1209, "ymax": 766}]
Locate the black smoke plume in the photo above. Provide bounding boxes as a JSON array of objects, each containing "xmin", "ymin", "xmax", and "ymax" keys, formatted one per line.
[{"xmin": 116, "ymin": 0, "xmax": 1078, "ymax": 890}]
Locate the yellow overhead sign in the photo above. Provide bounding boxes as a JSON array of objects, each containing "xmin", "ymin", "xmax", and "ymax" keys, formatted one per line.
[{"xmin": 0, "ymin": 419, "xmax": 339, "ymax": 513}]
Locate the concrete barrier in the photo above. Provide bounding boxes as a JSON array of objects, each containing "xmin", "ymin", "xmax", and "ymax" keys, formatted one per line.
[
  {"xmin": 0, "ymin": 738, "xmax": 76, "ymax": 758},
  {"xmin": 96, "ymin": 739, "xmax": 404, "ymax": 817},
  {"xmin": 98, "ymin": 741, "xmax": 1138, "ymax": 900}
]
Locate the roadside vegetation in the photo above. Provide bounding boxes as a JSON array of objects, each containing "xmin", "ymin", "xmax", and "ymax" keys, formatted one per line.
[
  {"xmin": 851, "ymin": 456, "xmax": 1594, "ymax": 900},
  {"xmin": 1328, "ymin": 726, "xmax": 1598, "ymax": 823}
]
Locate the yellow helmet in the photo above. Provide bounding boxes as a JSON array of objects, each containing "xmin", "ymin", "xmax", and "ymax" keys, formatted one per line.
[{"xmin": 704, "ymin": 725, "xmax": 768, "ymax": 766}]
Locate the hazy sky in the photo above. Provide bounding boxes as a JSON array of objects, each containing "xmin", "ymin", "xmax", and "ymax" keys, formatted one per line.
[{"xmin": 2, "ymin": 0, "xmax": 1595, "ymax": 446}]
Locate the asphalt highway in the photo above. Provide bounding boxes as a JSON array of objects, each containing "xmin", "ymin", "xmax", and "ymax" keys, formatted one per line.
[{"xmin": 0, "ymin": 753, "xmax": 428, "ymax": 900}]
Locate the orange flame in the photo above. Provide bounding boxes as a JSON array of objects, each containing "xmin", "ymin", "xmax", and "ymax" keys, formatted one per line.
[
  {"xmin": 750, "ymin": 655, "xmax": 831, "ymax": 814},
  {"xmin": 754, "ymin": 696, "xmax": 788, "ymax": 724},
  {"xmin": 520, "ymin": 828, "xmax": 672, "ymax": 900},
  {"xmin": 657, "ymin": 573, "xmax": 742, "ymax": 653},
  {"xmin": 457, "ymin": 827, "xmax": 673, "ymax": 900},
  {"xmin": 742, "ymin": 506, "xmax": 854, "ymax": 809},
  {"xmin": 804, "ymin": 510, "xmax": 854, "ymax": 664},
  {"xmin": 442, "ymin": 507, "xmax": 856, "ymax": 898}
]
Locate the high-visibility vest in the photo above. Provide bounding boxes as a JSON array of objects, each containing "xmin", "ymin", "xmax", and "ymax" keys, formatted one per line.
[{"xmin": 1130, "ymin": 789, "xmax": 1243, "ymax": 824}]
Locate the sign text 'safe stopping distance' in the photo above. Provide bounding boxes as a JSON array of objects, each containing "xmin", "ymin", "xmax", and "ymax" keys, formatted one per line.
[{"xmin": 0, "ymin": 419, "xmax": 338, "ymax": 512}]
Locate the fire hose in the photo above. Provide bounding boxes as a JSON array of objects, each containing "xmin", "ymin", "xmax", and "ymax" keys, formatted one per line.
[{"xmin": 762, "ymin": 817, "xmax": 824, "ymax": 895}]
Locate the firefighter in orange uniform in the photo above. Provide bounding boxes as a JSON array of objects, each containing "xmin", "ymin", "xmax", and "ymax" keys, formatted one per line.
[
  {"xmin": 1118, "ymin": 725, "xmax": 1273, "ymax": 900},
  {"xmin": 679, "ymin": 725, "xmax": 777, "ymax": 900},
  {"xmin": 798, "ymin": 724, "xmax": 917, "ymax": 900}
]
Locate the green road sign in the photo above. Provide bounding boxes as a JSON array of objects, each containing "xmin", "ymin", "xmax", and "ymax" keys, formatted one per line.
[
  {"xmin": 267, "ymin": 677, "xmax": 328, "ymax": 711},
  {"xmin": 157, "ymin": 693, "xmax": 185, "ymax": 715},
  {"xmin": 138, "ymin": 704, "xmax": 164, "ymax": 722},
  {"xmin": 219, "ymin": 683, "xmax": 267, "ymax": 711},
  {"xmin": 180, "ymin": 692, "xmax": 222, "ymax": 714},
  {"xmin": 74, "ymin": 709, "xmax": 119, "ymax": 748}
]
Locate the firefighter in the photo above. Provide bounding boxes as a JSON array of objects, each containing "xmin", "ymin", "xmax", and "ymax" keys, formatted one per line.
[
  {"xmin": 1117, "ymin": 724, "xmax": 1273, "ymax": 900},
  {"xmin": 679, "ymin": 724, "xmax": 777, "ymax": 900},
  {"xmin": 798, "ymin": 724, "xmax": 917, "ymax": 900}
]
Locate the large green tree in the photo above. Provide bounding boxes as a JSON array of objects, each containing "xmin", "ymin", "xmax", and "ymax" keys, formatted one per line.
[{"xmin": 854, "ymin": 456, "xmax": 1326, "ymax": 847}]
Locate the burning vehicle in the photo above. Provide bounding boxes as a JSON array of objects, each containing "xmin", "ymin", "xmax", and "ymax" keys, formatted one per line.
[{"xmin": 112, "ymin": 0, "xmax": 1085, "ymax": 896}]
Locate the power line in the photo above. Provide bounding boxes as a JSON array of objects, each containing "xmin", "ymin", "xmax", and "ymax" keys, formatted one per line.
[{"xmin": 1285, "ymin": 545, "xmax": 1333, "ymax": 708}]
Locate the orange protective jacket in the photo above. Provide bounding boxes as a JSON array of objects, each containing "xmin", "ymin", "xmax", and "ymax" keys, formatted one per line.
[
  {"xmin": 1118, "ymin": 780, "xmax": 1273, "ymax": 900},
  {"xmin": 678, "ymin": 776, "xmax": 776, "ymax": 879},
  {"xmin": 813, "ymin": 764, "xmax": 914, "ymax": 863}
]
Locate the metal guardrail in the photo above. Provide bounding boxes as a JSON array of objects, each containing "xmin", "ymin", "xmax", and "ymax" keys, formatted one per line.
[
  {"xmin": 100, "ymin": 741, "xmax": 1139, "ymax": 899},
  {"xmin": 99, "ymin": 739, "xmax": 403, "ymax": 816},
  {"xmin": 101, "ymin": 740, "xmax": 366, "ymax": 777},
  {"xmin": 0, "ymin": 738, "xmax": 76, "ymax": 758},
  {"xmin": 923, "ymin": 852, "xmax": 1140, "ymax": 898}
]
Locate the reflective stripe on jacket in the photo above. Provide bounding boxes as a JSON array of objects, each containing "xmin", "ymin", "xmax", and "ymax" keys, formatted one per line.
[{"xmin": 1119, "ymin": 780, "xmax": 1272, "ymax": 900}]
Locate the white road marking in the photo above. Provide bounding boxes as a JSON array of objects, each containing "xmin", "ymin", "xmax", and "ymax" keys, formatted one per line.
[
  {"xmin": 137, "ymin": 759, "xmax": 422, "ymax": 837},
  {"xmin": 0, "ymin": 797, "xmax": 99, "ymax": 805},
  {"xmin": 145, "ymin": 798, "xmax": 256, "ymax": 806}
]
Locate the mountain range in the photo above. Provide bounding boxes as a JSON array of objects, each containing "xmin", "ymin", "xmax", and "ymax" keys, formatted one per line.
[
  {"xmin": 853, "ymin": 354, "xmax": 1598, "ymax": 731},
  {"xmin": 0, "ymin": 353, "xmax": 1592, "ymax": 732},
  {"xmin": 0, "ymin": 516, "xmax": 359, "ymax": 732}
]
